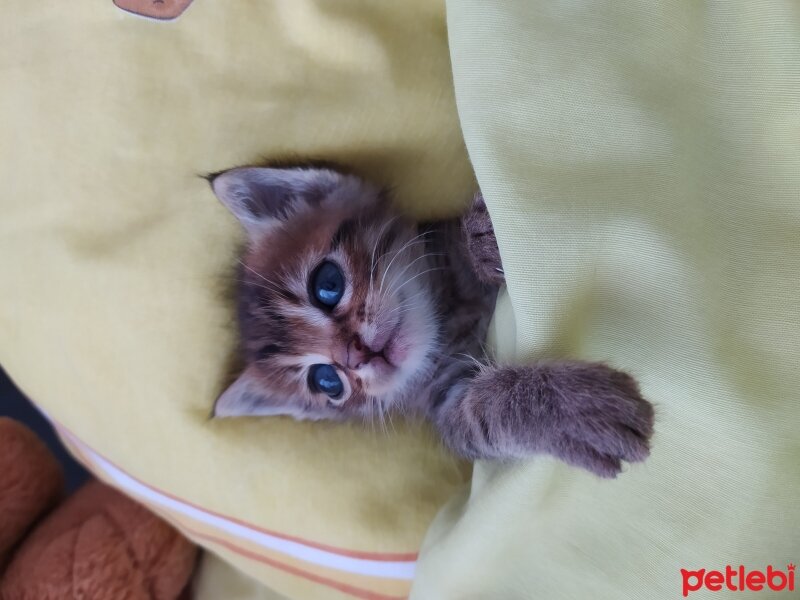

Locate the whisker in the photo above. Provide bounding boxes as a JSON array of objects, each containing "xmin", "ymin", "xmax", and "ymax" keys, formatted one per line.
[
  {"xmin": 378, "ymin": 230, "xmax": 437, "ymax": 292},
  {"xmin": 238, "ymin": 261, "xmax": 285, "ymax": 291},
  {"xmin": 377, "ymin": 399, "xmax": 389, "ymax": 435},
  {"xmin": 369, "ymin": 216, "xmax": 399, "ymax": 298},
  {"xmin": 383, "ymin": 250, "xmax": 445, "ymax": 285},
  {"xmin": 387, "ymin": 267, "xmax": 446, "ymax": 298},
  {"xmin": 381, "ymin": 291, "xmax": 428, "ymax": 319},
  {"xmin": 234, "ymin": 278, "xmax": 294, "ymax": 303},
  {"xmin": 373, "ymin": 238, "xmax": 431, "ymax": 292},
  {"xmin": 387, "ymin": 288, "xmax": 428, "ymax": 309},
  {"xmin": 380, "ymin": 252, "xmax": 446, "ymax": 299},
  {"xmin": 453, "ymin": 352, "xmax": 492, "ymax": 374},
  {"xmin": 383, "ymin": 303, "xmax": 423, "ymax": 322},
  {"xmin": 384, "ymin": 401, "xmax": 397, "ymax": 435}
]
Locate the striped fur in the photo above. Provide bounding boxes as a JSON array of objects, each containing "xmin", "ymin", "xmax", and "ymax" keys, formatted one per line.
[{"xmin": 211, "ymin": 167, "xmax": 654, "ymax": 477}]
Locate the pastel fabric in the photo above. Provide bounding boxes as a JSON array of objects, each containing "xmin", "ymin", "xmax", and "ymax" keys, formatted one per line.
[
  {"xmin": 3, "ymin": 1, "xmax": 798, "ymax": 599},
  {"xmin": 0, "ymin": 2, "xmax": 475, "ymax": 599},
  {"xmin": 411, "ymin": 1, "xmax": 800, "ymax": 598}
]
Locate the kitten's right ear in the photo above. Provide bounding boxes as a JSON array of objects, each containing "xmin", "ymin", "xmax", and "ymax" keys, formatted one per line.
[
  {"xmin": 208, "ymin": 167, "xmax": 343, "ymax": 240},
  {"xmin": 213, "ymin": 365, "xmax": 298, "ymax": 419}
]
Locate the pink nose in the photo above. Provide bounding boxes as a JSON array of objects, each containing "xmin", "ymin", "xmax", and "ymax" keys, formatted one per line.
[{"xmin": 347, "ymin": 337, "xmax": 381, "ymax": 369}]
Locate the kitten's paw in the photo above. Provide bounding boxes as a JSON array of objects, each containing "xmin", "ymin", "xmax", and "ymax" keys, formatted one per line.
[
  {"xmin": 462, "ymin": 192, "xmax": 505, "ymax": 286},
  {"xmin": 547, "ymin": 365, "xmax": 654, "ymax": 477},
  {"xmin": 440, "ymin": 363, "xmax": 654, "ymax": 477}
]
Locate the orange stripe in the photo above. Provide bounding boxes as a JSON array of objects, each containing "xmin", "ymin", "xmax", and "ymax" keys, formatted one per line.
[
  {"xmin": 187, "ymin": 527, "xmax": 408, "ymax": 600},
  {"xmin": 61, "ymin": 433, "xmax": 409, "ymax": 599},
  {"xmin": 49, "ymin": 417, "xmax": 418, "ymax": 561}
]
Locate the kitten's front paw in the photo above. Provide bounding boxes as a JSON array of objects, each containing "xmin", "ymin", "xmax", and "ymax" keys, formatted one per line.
[
  {"xmin": 440, "ymin": 363, "xmax": 654, "ymax": 478},
  {"xmin": 543, "ymin": 365, "xmax": 654, "ymax": 478},
  {"xmin": 462, "ymin": 192, "xmax": 505, "ymax": 286}
]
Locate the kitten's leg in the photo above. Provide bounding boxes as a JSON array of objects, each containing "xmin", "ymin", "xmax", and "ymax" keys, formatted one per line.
[
  {"xmin": 462, "ymin": 192, "xmax": 505, "ymax": 286},
  {"xmin": 432, "ymin": 362, "xmax": 654, "ymax": 477}
]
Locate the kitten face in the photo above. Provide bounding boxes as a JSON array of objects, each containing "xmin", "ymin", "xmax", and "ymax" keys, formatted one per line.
[{"xmin": 211, "ymin": 167, "xmax": 439, "ymax": 421}]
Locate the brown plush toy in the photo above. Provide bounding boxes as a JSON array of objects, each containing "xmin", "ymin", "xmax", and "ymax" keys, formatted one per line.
[{"xmin": 0, "ymin": 417, "xmax": 198, "ymax": 600}]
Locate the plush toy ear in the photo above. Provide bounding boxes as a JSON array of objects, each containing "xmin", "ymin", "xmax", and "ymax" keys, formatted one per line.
[
  {"xmin": 213, "ymin": 366, "xmax": 299, "ymax": 418},
  {"xmin": 209, "ymin": 167, "xmax": 345, "ymax": 240}
]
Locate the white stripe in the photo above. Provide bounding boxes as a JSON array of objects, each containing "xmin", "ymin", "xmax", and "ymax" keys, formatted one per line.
[{"xmin": 63, "ymin": 431, "xmax": 416, "ymax": 580}]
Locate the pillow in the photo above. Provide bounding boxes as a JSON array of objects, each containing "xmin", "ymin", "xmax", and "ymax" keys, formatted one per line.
[
  {"xmin": 0, "ymin": 1, "xmax": 475, "ymax": 598},
  {"xmin": 411, "ymin": 0, "xmax": 800, "ymax": 597}
]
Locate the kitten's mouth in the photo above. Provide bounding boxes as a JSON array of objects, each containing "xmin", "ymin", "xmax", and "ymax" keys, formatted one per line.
[
  {"xmin": 350, "ymin": 318, "xmax": 404, "ymax": 371},
  {"xmin": 353, "ymin": 350, "xmax": 393, "ymax": 369}
]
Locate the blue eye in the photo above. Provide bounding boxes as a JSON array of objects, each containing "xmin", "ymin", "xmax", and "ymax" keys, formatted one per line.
[
  {"xmin": 308, "ymin": 364, "xmax": 344, "ymax": 400},
  {"xmin": 311, "ymin": 261, "xmax": 345, "ymax": 308}
]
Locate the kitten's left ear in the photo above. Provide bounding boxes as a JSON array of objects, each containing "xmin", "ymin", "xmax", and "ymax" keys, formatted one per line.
[
  {"xmin": 209, "ymin": 166, "xmax": 377, "ymax": 241},
  {"xmin": 213, "ymin": 366, "xmax": 297, "ymax": 418}
]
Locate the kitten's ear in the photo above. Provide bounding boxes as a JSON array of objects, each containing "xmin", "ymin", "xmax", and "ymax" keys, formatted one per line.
[
  {"xmin": 213, "ymin": 366, "xmax": 295, "ymax": 418},
  {"xmin": 209, "ymin": 166, "xmax": 352, "ymax": 240}
]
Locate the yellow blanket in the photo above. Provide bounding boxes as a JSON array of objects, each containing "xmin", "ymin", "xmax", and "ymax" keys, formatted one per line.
[
  {"xmin": 0, "ymin": 2, "xmax": 473, "ymax": 598},
  {"xmin": 2, "ymin": 1, "xmax": 798, "ymax": 599},
  {"xmin": 412, "ymin": 0, "xmax": 800, "ymax": 598}
]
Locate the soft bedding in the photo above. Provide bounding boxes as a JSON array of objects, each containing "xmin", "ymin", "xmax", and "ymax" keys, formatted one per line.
[{"xmin": 2, "ymin": 1, "xmax": 798, "ymax": 599}]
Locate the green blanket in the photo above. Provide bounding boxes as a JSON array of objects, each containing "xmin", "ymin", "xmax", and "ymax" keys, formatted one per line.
[{"xmin": 412, "ymin": 1, "xmax": 800, "ymax": 598}]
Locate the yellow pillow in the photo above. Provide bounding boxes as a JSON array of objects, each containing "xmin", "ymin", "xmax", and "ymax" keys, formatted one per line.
[{"xmin": 0, "ymin": 2, "xmax": 474, "ymax": 598}]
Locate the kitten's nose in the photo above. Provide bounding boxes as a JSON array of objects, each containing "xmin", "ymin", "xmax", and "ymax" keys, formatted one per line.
[{"xmin": 347, "ymin": 336, "xmax": 379, "ymax": 369}]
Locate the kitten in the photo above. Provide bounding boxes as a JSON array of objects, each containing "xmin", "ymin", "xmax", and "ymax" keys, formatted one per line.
[{"xmin": 209, "ymin": 165, "xmax": 654, "ymax": 477}]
